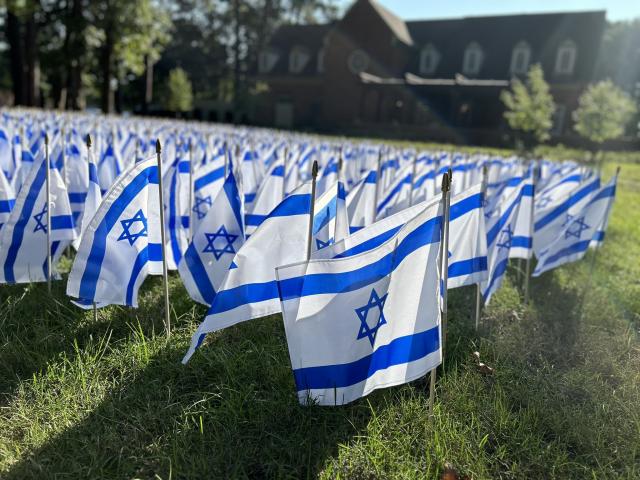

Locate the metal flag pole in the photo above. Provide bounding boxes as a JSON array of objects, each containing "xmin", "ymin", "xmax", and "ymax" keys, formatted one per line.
[
  {"xmin": 45, "ymin": 133, "xmax": 52, "ymax": 294},
  {"xmin": 523, "ymin": 160, "xmax": 538, "ymax": 304},
  {"xmin": 372, "ymin": 148, "xmax": 382, "ymax": 223},
  {"xmin": 430, "ymin": 170, "xmax": 451, "ymax": 414},
  {"xmin": 282, "ymin": 146, "xmax": 288, "ymax": 199},
  {"xmin": 188, "ymin": 138, "xmax": 194, "ymax": 242},
  {"xmin": 409, "ymin": 152, "xmax": 418, "ymax": 207},
  {"xmin": 306, "ymin": 161, "xmax": 319, "ymax": 261},
  {"xmin": 475, "ymin": 165, "xmax": 488, "ymax": 331},
  {"xmin": 156, "ymin": 139, "xmax": 172, "ymax": 336},
  {"xmin": 87, "ymin": 134, "xmax": 98, "ymax": 323}
]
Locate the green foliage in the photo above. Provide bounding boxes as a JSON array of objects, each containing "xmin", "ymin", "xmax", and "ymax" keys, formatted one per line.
[
  {"xmin": 500, "ymin": 64, "xmax": 556, "ymax": 144},
  {"xmin": 573, "ymin": 80, "xmax": 638, "ymax": 144},
  {"xmin": 165, "ymin": 67, "xmax": 193, "ymax": 112}
]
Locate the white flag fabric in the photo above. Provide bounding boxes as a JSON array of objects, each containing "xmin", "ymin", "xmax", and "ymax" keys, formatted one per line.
[
  {"xmin": 191, "ymin": 156, "xmax": 226, "ymax": 233},
  {"xmin": 534, "ymin": 175, "xmax": 617, "ymax": 276},
  {"xmin": 0, "ymin": 156, "xmax": 76, "ymax": 284},
  {"xmin": 164, "ymin": 156, "xmax": 190, "ymax": 270},
  {"xmin": 179, "ymin": 169, "xmax": 244, "ymax": 305},
  {"xmin": 67, "ymin": 156, "xmax": 162, "ymax": 307},
  {"xmin": 275, "ymin": 199, "xmax": 442, "ymax": 406},
  {"xmin": 0, "ymin": 167, "xmax": 15, "ymax": 231},
  {"xmin": 72, "ymin": 146, "xmax": 102, "ymax": 250},
  {"xmin": 508, "ymin": 167, "xmax": 535, "ymax": 260},
  {"xmin": 183, "ymin": 182, "xmax": 313, "ymax": 363},
  {"xmin": 346, "ymin": 169, "xmax": 377, "ymax": 234},
  {"xmin": 376, "ymin": 162, "xmax": 413, "ymax": 220},
  {"xmin": 312, "ymin": 178, "xmax": 349, "ymax": 253},
  {"xmin": 245, "ymin": 160, "xmax": 284, "ymax": 237}
]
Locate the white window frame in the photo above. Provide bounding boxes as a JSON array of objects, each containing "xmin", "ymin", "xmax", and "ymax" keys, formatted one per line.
[
  {"xmin": 419, "ymin": 44, "xmax": 440, "ymax": 75},
  {"xmin": 510, "ymin": 41, "xmax": 531, "ymax": 75},
  {"xmin": 258, "ymin": 49, "xmax": 279, "ymax": 74},
  {"xmin": 289, "ymin": 46, "xmax": 311, "ymax": 74},
  {"xmin": 555, "ymin": 40, "xmax": 577, "ymax": 75},
  {"xmin": 462, "ymin": 42, "xmax": 484, "ymax": 76}
]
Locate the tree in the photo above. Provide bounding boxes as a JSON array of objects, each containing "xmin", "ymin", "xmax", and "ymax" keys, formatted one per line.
[
  {"xmin": 573, "ymin": 80, "xmax": 637, "ymax": 164},
  {"xmin": 165, "ymin": 67, "xmax": 193, "ymax": 114},
  {"xmin": 500, "ymin": 64, "xmax": 556, "ymax": 150}
]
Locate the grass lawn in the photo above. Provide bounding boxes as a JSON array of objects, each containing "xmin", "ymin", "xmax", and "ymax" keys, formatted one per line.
[{"xmin": 0, "ymin": 159, "xmax": 638, "ymax": 479}]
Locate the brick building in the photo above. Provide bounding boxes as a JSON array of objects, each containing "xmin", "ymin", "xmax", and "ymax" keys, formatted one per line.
[{"xmin": 251, "ymin": 0, "xmax": 606, "ymax": 146}]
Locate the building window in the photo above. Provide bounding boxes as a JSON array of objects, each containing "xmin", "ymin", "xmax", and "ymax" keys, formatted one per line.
[
  {"xmin": 462, "ymin": 42, "xmax": 484, "ymax": 76},
  {"xmin": 317, "ymin": 48, "xmax": 325, "ymax": 73},
  {"xmin": 510, "ymin": 41, "xmax": 531, "ymax": 75},
  {"xmin": 258, "ymin": 49, "xmax": 279, "ymax": 74},
  {"xmin": 289, "ymin": 46, "xmax": 311, "ymax": 74},
  {"xmin": 419, "ymin": 44, "xmax": 440, "ymax": 75},
  {"xmin": 555, "ymin": 40, "xmax": 577, "ymax": 75},
  {"xmin": 348, "ymin": 49, "xmax": 370, "ymax": 74}
]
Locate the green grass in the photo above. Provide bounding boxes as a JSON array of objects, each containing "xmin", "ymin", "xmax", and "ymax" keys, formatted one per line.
[{"xmin": 1, "ymin": 161, "xmax": 639, "ymax": 479}]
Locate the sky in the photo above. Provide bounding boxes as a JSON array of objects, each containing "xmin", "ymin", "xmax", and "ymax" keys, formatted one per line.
[{"xmin": 336, "ymin": 0, "xmax": 640, "ymax": 22}]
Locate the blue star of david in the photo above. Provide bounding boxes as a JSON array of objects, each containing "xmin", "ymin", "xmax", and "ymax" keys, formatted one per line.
[
  {"xmin": 316, "ymin": 237, "xmax": 334, "ymax": 250},
  {"xmin": 564, "ymin": 216, "xmax": 590, "ymax": 239},
  {"xmin": 355, "ymin": 288, "xmax": 388, "ymax": 347},
  {"xmin": 33, "ymin": 203, "xmax": 48, "ymax": 234},
  {"xmin": 561, "ymin": 213, "xmax": 574, "ymax": 228},
  {"xmin": 117, "ymin": 209, "xmax": 148, "ymax": 245},
  {"xmin": 202, "ymin": 225, "xmax": 238, "ymax": 260},
  {"xmin": 536, "ymin": 195, "xmax": 553, "ymax": 209},
  {"xmin": 192, "ymin": 195, "xmax": 212, "ymax": 220},
  {"xmin": 496, "ymin": 225, "xmax": 513, "ymax": 250}
]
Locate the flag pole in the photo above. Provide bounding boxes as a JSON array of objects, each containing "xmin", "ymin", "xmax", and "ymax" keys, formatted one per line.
[
  {"xmin": 87, "ymin": 133, "xmax": 98, "ymax": 323},
  {"xmin": 409, "ymin": 152, "xmax": 418, "ymax": 206},
  {"xmin": 156, "ymin": 139, "xmax": 171, "ymax": 336},
  {"xmin": 188, "ymin": 138, "xmax": 194, "ymax": 242},
  {"xmin": 372, "ymin": 148, "xmax": 382, "ymax": 223},
  {"xmin": 45, "ymin": 133, "xmax": 52, "ymax": 294},
  {"xmin": 282, "ymin": 146, "xmax": 288, "ymax": 199},
  {"xmin": 475, "ymin": 165, "xmax": 488, "ymax": 331},
  {"xmin": 430, "ymin": 170, "xmax": 451, "ymax": 414},
  {"xmin": 523, "ymin": 160, "xmax": 537, "ymax": 304},
  {"xmin": 306, "ymin": 161, "xmax": 319, "ymax": 261}
]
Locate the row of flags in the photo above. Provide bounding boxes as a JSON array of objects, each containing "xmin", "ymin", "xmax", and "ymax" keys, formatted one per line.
[{"xmin": 0, "ymin": 109, "xmax": 619, "ymax": 406}]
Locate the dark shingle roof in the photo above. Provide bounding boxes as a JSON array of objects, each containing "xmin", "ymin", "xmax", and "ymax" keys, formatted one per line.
[{"xmin": 263, "ymin": 23, "xmax": 333, "ymax": 75}]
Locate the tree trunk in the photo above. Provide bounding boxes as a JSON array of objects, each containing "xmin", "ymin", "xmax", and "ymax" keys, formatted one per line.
[
  {"xmin": 233, "ymin": 0, "xmax": 241, "ymax": 124},
  {"xmin": 6, "ymin": 9, "xmax": 25, "ymax": 106},
  {"xmin": 24, "ymin": 10, "xmax": 41, "ymax": 107},
  {"xmin": 142, "ymin": 54, "xmax": 154, "ymax": 114},
  {"xmin": 100, "ymin": 29, "xmax": 115, "ymax": 113}
]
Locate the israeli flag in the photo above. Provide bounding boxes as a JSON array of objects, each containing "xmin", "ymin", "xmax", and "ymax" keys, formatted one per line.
[
  {"xmin": 346, "ymin": 169, "xmax": 376, "ymax": 234},
  {"xmin": 179, "ymin": 169, "xmax": 244, "ymax": 305},
  {"xmin": 0, "ymin": 167, "xmax": 16, "ymax": 231},
  {"xmin": 97, "ymin": 142, "xmax": 123, "ymax": 194},
  {"xmin": 191, "ymin": 156, "xmax": 226, "ymax": 233},
  {"xmin": 534, "ymin": 166, "xmax": 585, "ymax": 213},
  {"xmin": 72, "ymin": 144, "xmax": 102, "ymax": 250},
  {"xmin": 508, "ymin": 167, "xmax": 535, "ymax": 260},
  {"xmin": 164, "ymin": 156, "xmax": 190, "ymax": 269},
  {"xmin": 0, "ymin": 128, "xmax": 13, "ymax": 180},
  {"xmin": 0, "ymin": 155, "xmax": 76, "ymax": 284},
  {"xmin": 312, "ymin": 178, "xmax": 349, "ymax": 253},
  {"xmin": 376, "ymin": 162, "xmax": 413, "ymax": 220},
  {"xmin": 316, "ymin": 156, "xmax": 339, "ymax": 196},
  {"xmin": 275, "ymin": 199, "xmax": 442, "ymax": 406},
  {"xmin": 12, "ymin": 148, "xmax": 36, "ymax": 194},
  {"xmin": 481, "ymin": 179, "xmax": 526, "ymax": 304},
  {"xmin": 245, "ymin": 160, "xmax": 284, "ymax": 237},
  {"xmin": 67, "ymin": 156, "xmax": 162, "ymax": 307},
  {"xmin": 533, "ymin": 176, "xmax": 600, "ymax": 258},
  {"xmin": 182, "ymin": 182, "xmax": 313, "ymax": 363},
  {"xmin": 534, "ymin": 175, "xmax": 617, "ymax": 276}
]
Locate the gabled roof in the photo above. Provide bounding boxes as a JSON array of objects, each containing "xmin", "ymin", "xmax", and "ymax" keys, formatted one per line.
[
  {"xmin": 262, "ymin": 23, "xmax": 333, "ymax": 75},
  {"xmin": 367, "ymin": 0, "xmax": 413, "ymax": 46}
]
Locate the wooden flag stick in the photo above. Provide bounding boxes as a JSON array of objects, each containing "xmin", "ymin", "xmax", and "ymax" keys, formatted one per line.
[
  {"xmin": 156, "ymin": 139, "xmax": 171, "ymax": 336},
  {"xmin": 44, "ymin": 133, "xmax": 52, "ymax": 294},
  {"xmin": 306, "ymin": 161, "xmax": 319, "ymax": 261}
]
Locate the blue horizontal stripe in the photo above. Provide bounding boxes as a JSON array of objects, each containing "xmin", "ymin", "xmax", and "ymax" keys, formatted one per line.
[
  {"xmin": 511, "ymin": 235, "xmax": 532, "ymax": 248},
  {"xmin": 280, "ymin": 216, "xmax": 441, "ymax": 300},
  {"xmin": 271, "ymin": 165, "xmax": 284, "ymax": 177},
  {"xmin": 541, "ymin": 239, "xmax": 590, "ymax": 269},
  {"xmin": 592, "ymin": 231, "xmax": 605, "ymax": 242},
  {"xmin": 208, "ymin": 280, "xmax": 279, "ymax": 314},
  {"xmin": 448, "ymin": 256, "xmax": 487, "ymax": 278},
  {"xmin": 293, "ymin": 325, "xmax": 439, "ymax": 391},
  {"xmin": 244, "ymin": 193, "xmax": 256, "ymax": 203},
  {"xmin": 68, "ymin": 192, "xmax": 87, "ymax": 203},
  {"xmin": 51, "ymin": 214, "xmax": 75, "ymax": 230},
  {"xmin": 449, "ymin": 192, "xmax": 482, "ymax": 222},
  {"xmin": 194, "ymin": 166, "xmax": 224, "ymax": 191},
  {"xmin": 178, "ymin": 160, "xmax": 190, "ymax": 173},
  {"xmin": 0, "ymin": 199, "xmax": 15, "ymax": 213},
  {"xmin": 349, "ymin": 225, "xmax": 364, "ymax": 234},
  {"xmin": 336, "ymin": 225, "xmax": 402, "ymax": 259},
  {"xmin": 245, "ymin": 214, "xmax": 266, "ymax": 227}
]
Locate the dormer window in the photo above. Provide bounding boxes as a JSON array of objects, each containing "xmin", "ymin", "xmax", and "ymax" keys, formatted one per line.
[
  {"xmin": 419, "ymin": 44, "xmax": 440, "ymax": 75},
  {"xmin": 462, "ymin": 42, "xmax": 484, "ymax": 76},
  {"xmin": 555, "ymin": 40, "xmax": 577, "ymax": 75},
  {"xmin": 510, "ymin": 41, "xmax": 531, "ymax": 75},
  {"xmin": 289, "ymin": 46, "xmax": 310, "ymax": 74},
  {"xmin": 258, "ymin": 48, "xmax": 279, "ymax": 74}
]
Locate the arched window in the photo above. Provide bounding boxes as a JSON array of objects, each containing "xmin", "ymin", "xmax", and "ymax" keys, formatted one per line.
[
  {"xmin": 258, "ymin": 48, "xmax": 279, "ymax": 74},
  {"xmin": 419, "ymin": 44, "xmax": 440, "ymax": 75},
  {"xmin": 510, "ymin": 41, "xmax": 531, "ymax": 75},
  {"xmin": 289, "ymin": 46, "xmax": 310, "ymax": 74},
  {"xmin": 462, "ymin": 42, "xmax": 484, "ymax": 76},
  {"xmin": 555, "ymin": 40, "xmax": 577, "ymax": 75}
]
